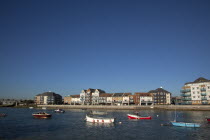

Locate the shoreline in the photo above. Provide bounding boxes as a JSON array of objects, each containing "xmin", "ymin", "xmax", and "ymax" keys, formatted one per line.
[{"xmin": 36, "ymin": 105, "xmax": 210, "ymax": 111}]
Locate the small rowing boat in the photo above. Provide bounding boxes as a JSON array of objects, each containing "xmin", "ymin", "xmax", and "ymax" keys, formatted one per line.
[
  {"xmin": 171, "ymin": 121, "xmax": 200, "ymax": 128},
  {"xmin": 127, "ymin": 114, "xmax": 152, "ymax": 119},
  {"xmin": 85, "ymin": 115, "xmax": 115, "ymax": 123}
]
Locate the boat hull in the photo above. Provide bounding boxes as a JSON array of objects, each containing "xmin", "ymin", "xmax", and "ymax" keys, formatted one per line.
[
  {"xmin": 86, "ymin": 115, "xmax": 115, "ymax": 123},
  {"xmin": 206, "ymin": 118, "xmax": 210, "ymax": 122},
  {"xmin": 127, "ymin": 114, "xmax": 152, "ymax": 120},
  {"xmin": 171, "ymin": 121, "xmax": 200, "ymax": 128},
  {"xmin": 32, "ymin": 113, "xmax": 51, "ymax": 119}
]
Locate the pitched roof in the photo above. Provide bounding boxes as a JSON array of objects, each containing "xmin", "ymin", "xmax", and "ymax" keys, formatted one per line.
[
  {"xmin": 70, "ymin": 95, "xmax": 80, "ymax": 98},
  {"xmin": 135, "ymin": 93, "xmax": 152, "ymax": 96},
  {"xmin": 148, "ymin": 88, "xmax": 171, "ymax": 94},
  {"xmin": 185, "ymin": 77, "xmax": 210, "ymax": 85},
  {"xmin": 112, "ymin": 93, "xmax": 124, "ymax": 97},
  {"xmin": 100, "ymin": 93, "xmax": 112, "ymax": 97}
]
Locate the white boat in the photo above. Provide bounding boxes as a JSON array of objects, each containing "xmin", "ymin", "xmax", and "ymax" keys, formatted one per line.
[
  {"xmin": 42, "ymin": 107, "xmax": 47, "ymax": 110},
  {"xmin": 29, "ymin": 107, "xmax": 34, "ymax": 109},
  {"xmin": 85, "ymin": 115, "xmax": 115, "ymax": 123},
  {"xmin": 54, "ymin": 109, "xmax": 65, "ymax": 113}
]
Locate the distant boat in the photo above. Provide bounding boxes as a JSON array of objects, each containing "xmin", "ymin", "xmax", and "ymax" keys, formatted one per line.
[
  {"xmin": 127, "ymin": 114, "xmax": 152, "ymax": 120},
  {"xmin": 42, "ymin": 107, "xmax": 47, "ymax": 110},
  {"xmin": 32, "ymin": 112, "xmax": 51, "ymax": 118},
  {"xmin": 29, "ymin": 107, "xmax": 34, "ymax": 109},
  {"xmin": 206, "ymin": 118, "xmax": 210, "ymax": 122},
  {"xmin": 54, "ymin": 109, "xmax": 65, "ymax": 113},
  {"xmin": 0, "ymin": 113, "xmax": 7, "ymax": 117},
  {"xmin": 170, "ymin": 108, "xmax": 200, "ymax": 128},
  {"xmin": 85, "ymin": 115, "xmax": 115, "ymax": 123}
]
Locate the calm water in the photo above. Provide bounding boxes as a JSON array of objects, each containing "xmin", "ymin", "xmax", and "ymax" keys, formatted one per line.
[{"xmin": 0, "ymin": 108, "xmax": 210, "ymax": 140}]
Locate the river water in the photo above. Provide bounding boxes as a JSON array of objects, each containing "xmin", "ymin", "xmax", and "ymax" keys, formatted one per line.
[{"xmin": 0, "ymin": 108, "xmax": 210, "ymax": 140}]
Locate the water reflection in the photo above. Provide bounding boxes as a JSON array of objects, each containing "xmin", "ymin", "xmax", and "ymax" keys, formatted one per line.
[{"xmin": 85, "ymin": 121, "xmax": 115, "ymax": 128}]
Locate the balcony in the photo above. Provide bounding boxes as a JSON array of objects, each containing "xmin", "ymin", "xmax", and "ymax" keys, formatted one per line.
[
  {"xmin": 201, "ymin": 93, "xmax": 206, "ymax": 96},
  {"xmin": 200, "ymin": 88, "xmax": 206, "ymax": 92},
  {"xmin": 202, "ymin": 101, "xmax": 208, "ymax": 105},
  {"xmin": 181, "ymin": 93, "xmax": 191, "ymax": 97},
  {"xmin": 181, "ymin": 89, "xmax": 191, "ymax": 93},
  {"xmin": 201, "ymin": 97, "xmax": 207, "ymax": 100},
  {"xmin": 182, "ymin": 98, "xmax": 192, "ymax": 101},
  {"xmin": 184, "ymin": 101, "xmax": 192, "ymax": 105}
]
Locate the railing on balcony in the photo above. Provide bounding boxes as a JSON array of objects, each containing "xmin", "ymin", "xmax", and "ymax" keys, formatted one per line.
[
  {"xmin": 181, "ymin": 93, "xmax": 191, "ymax": 97},
  {"xmin": 180, "ymin": 89, "xmax": 191, "ymax": 93},
  {"xmin": 200, "ymin": 88, "xmax": 206, "ymax": 92},
  {"xmin": 201, "ymin": 97, "xmax": 207, "ymax": 100},
  {"xmin": 182, "ymin": 98, "xmax": 192, "ymax": 101},
  {"xmin": 201, "ymin": 93, "xmax": 206, "ymax": 96},
  {"xmin": 182, "ymin": 101, "xmax": 192, "ymax": 105},
  {"xmin": 202, "ymin": 101, "xmax": 208, "ymax": 105}
]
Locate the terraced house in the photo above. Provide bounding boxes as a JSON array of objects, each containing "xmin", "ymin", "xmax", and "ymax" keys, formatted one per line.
[{"xmin": 181, "ymin": 77, "xmax": 210, "ymax": 105}]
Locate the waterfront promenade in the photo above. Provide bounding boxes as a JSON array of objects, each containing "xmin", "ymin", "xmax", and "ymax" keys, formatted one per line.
[{"xmin": 37, "ymin": 105, "xmax": 210, "ymax": 111}]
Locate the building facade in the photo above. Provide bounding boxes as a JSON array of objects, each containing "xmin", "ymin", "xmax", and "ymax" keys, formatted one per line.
[
  {"xmin": 34, "ymin": 92, "xmax": 62, "ymax": 105},
  {"xmin": 148, "ymin": 88, "xmax": 171, "ymax": 105},
  {"xmin": 80, "ymin": 88, "xmax": 105, "ymax": 105},
  {"xmin": 181, "ymin": 77, "xmax": 210, "ymax": 105}
]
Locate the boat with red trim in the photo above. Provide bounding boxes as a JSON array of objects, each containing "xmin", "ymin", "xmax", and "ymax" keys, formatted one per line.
[
  {"xmin": 32, "ymin": 112, "xmax": 52, "ymax": 118},
  {"xmin": 206, "ymin": 118, "xmax": 210, "ymax": 122},
  {"xmin": 127, "ymin": 114, "xmax": 152, "ymax": 119},
  {"xmin": 85, "ymin": 115, "xmax": 115, "ymax": 123}
]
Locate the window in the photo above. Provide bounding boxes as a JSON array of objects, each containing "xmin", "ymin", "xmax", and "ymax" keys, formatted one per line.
[
  {"xmin": 197, "ymin": 87, "xmax": 199, "ymax": 89},
  {"xmin": 193, "ymin": 96, "xmax": 195, "ymax": 98},
  {"xmin": 197, "ymin": 92, "xmax": 200, "ymax": 94},
  {"xmin": 192, "ymin": 87, "xmax": 194, "ymax": 90},
  {"xmin": 193, "ymin": 92, "xmax": 195, "ymax": 94},
  {"xmin": 198, "ymin": 96, "xmax": 200, "ymax": 98},
  {"xmin": 208, "ymin": 86, "xmax": 210, "ymax": 89}
]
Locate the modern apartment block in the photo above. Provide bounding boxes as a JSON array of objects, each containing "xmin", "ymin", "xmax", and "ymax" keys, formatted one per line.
[
  {"xmin": 148, "ymin": 88, "xmax": 171, "ymax": 105},
  {"xmin": 34, "ymin": 91, "xmax": 62, "ymax": 105},
  {"xmin": 181, "ymin": 77, "xmax": 210, "ymax": 105}
]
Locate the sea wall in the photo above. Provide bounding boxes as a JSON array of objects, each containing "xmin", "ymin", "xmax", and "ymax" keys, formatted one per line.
[{"xmin": 37, "ymin": 105, "xmax": 210, "ymax": 111}]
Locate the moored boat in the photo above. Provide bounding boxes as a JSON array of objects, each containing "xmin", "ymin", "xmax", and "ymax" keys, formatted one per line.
[
  {"xmin": 54, "ymin": 109, "xmax": 65, "ymax": 113},
  {"xmin": 32, "ymin": 112, "xmax": 51, "ymax": 118},
  {"xmin": 127, "ymin": 114, "xmax": 152, "ymax": 119},
  {"xmin": 171, "ymin": 121, "xmax": 200, "ymax": 128},
  {"xmin": 206, "ymin": 118, "xmax": 210, "ymax": 122},
  {"xmin": 85, "ymin": 115, "xmax": 115, "ymax": 123},
  {"xmin": 0, "ymin": 113, "xmax": 7, "ymax": 117},
  {"xmin": 42, "ymin": 107, "xmax": 47, "ymax": 110},
  {"xmin": 29, "ymin": 107, "xmax": 34, "ymax": 109}
]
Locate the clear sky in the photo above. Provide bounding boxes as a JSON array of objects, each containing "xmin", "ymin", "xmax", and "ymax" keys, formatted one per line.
[{"xmin": 0, "ymin": 0, "xmax": 210, "ymax": 99}]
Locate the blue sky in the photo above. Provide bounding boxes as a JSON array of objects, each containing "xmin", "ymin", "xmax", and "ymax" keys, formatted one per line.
[{"xmin": 0, "ymin": 0, "xmax": 210, "ymax": 99}]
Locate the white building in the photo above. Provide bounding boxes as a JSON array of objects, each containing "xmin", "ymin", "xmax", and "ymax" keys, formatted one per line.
[{"xmin": 181, "ymin": 77, "xmax": 210, "ymax": 105}]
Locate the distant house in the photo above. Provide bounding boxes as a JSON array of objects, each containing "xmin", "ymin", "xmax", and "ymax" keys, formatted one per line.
[
  {"xmin": 148, "ymin": 88, "xmax": 171, "ymax": 105},
  {"xmin": 171, "ymin": 96, "xmax": 182, "ymax": 105},
  {"xmin": 0, "ymin": 99, "xmax": 17, "ymax": 105},
  {"xmin": 134, "ymin": 93, "xmax": 153, "ymax": 106},
  {"xmin": 70, "ymin": 95, "xmax": 80, "ymax": 105},
  {"xmin": 34, "ymin": 91, "xmax": 62, "ymax": 105}
]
